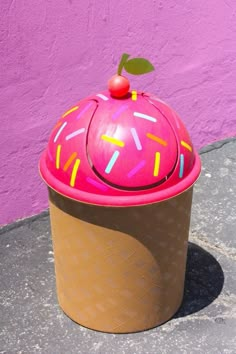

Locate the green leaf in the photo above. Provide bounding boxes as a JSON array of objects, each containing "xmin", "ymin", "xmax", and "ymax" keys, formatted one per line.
[
  {"xmin": 124, "ymin": 58, "xmax": 155, "ymax": 75},
  {"xmin": 117, "ymin": 53, "xmax": 130, "ymax": 75}
]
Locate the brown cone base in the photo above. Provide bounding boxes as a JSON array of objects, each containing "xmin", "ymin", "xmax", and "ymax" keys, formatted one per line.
[{"xmin": 48, "ymin": 187, "xmax": 193, "ymax": 333}]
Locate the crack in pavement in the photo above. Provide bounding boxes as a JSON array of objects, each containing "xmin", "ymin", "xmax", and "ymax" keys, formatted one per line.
[
  {"xmin": 199, "ymin": 137, "xmax": 236, "ymax": 155},
  {"xmin": 0, "ymin": 211, "xmax": 49, "ymax": 235}
]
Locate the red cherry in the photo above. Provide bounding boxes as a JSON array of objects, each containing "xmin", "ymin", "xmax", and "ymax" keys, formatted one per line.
[{"xmin": 108, "ymin": 74, "xmax": 130, "ymax": 98}]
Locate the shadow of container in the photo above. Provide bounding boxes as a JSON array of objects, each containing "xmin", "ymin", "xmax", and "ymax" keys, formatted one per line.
[{"xmin": 175, "ymin": 242, "xmax": 224, "ymax": 318}]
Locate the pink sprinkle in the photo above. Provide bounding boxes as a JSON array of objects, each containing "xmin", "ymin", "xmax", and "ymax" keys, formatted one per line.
[
  {"xmin": 127, "ymin": 160, "xmax": 146, "ymax": 178},
  {"xmin": 86, "ymin": 177, "xmax": 108, "ymax": 191},
  {"xmin": 47, "ymin": 149, "xmax": 53, "ymax": 161},
  {"xmin": 76, "ymin": 102, "xmax": 93, "ymax": 120},
  {"xmin": 112, "ymin": 105, "xmax": 128, "ymax": 120}
]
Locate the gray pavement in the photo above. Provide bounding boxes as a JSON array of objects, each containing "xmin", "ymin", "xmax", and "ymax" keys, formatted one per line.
[{"xmin": 0, "ymin": 138, "xmax": 236, "ymax": 354}]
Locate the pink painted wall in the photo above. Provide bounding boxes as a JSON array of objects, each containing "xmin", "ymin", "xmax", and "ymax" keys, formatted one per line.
[{"xmin": 1, "ymin": 0, "xmax": 236, "ymax": 225}]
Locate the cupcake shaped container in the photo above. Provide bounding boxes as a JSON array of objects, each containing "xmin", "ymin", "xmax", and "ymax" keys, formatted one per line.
[{"xmin": 39, "ymin": 57, "xmax": 201, "ymax": 333}]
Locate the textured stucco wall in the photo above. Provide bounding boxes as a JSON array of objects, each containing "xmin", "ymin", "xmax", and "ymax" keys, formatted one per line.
[{"xmin": 1, "ymin": 0, "xmax": 236, "ymax": 225}]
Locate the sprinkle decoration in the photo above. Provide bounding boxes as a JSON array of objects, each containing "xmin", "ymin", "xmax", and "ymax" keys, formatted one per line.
[
  {"xmin": 53, "ymin": 121, "xmax": 62, "ymax": 131},
  {"xmin": 134, "ymin": 112, "xmax": 157, "ymax": 123},
  {"xmin": 131, "ymin": 90, "xmax": 137, "ymax": 101},
  {"xmin": 63, "ymin": 152, "xmax": 77, "ymax": 171},
  {"xmin": 179, "ymin": 154, "xmax": 184, "ymax": 178},
  {"xmin": 112, "ymin": 105, "xmax": 128, "ymax": 120},
  {"xmin": 127, "ymin": 160, "xmax": 146, "ymax": 178},
  {"xmin": 62, "ymin": 106, "xmax": 79, "ymax": 118},
  {"xmin": 101, "ymin": 135, "xmax": 125, "ymax": 147},
  {"xmin": 65, "ymin": 128, "xmax": 86, "ymax": 141},
  {"xmin": 70, "ymin": 159, "xmax": 81, "ymax": 187},
  {"xmin": 96, "ymin": 93, "xmax": 109, "ymax": 101},
  {"xmin": 146, "ymin": 133, "xmax": 167, "ymax": 146},
  {"xmin": 105, "ymin": 151, "xmax": 120, "ymax": 174},
  {"xmin": 86, "ymin": 177, "xmax": 109, "ymax": 191},
  {"xmin": 76, "ymin": 102, "xmax": 93, "ymax": 120},
  {"xmin": 130, "ymin": 128, "xmax": 142, "ymax": 151},
  {"xmin": 54, "ymin": 122, "xmax": 67, "ymax": 143},
  {"xmin": 47, "ymin": 78, "xmax": 195, "ymax": 192},
  {"xmin": 181, "ymin": 140, "xmax": 192, "ymax": 152},
  {"xmin": 153, "ymin": 152, "xmax": 160, "ymax": 177},
  {"xmin": 56, "ymin": 145, "xmax": 62, "ymax": 169},
  {"xmin": 47, "ymin": 149, "xmax": 53, "ymax": 161}
]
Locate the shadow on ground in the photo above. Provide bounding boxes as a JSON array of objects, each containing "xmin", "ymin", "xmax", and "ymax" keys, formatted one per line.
[{"xmin": 175, "ymin": 241, "xmax": 224, "ymax": 318}]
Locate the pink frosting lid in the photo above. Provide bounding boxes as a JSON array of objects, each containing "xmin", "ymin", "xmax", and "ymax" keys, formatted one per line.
[{"xmin": 39, "ymin": 91, "xmax": 201, "ymax": 206}]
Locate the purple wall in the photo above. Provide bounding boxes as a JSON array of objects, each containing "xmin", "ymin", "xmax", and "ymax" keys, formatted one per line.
[{"xmin": 1, "ymin": 0, "xmax": 236, "ymax": 225}]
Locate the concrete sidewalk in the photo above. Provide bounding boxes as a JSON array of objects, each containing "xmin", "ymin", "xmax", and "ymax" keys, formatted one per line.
[{"xmin": 0, "ymin": 138, "xmax": 236, "ymax": 354}]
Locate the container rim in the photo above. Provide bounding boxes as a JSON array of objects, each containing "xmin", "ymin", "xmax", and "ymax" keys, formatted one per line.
[{"xmin": 39, "ymin": 150, "xmax": 201, "ymax": 207}]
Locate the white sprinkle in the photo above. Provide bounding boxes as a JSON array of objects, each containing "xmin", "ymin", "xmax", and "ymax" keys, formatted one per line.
[
  {"xmin": 54, "ymin": 121, "xmax": 67, "ymax": 143},
  {"xmin": 205, "ymin": 173, "xmax": 212, "ymax": 178},
  {"xmin": 130, "ymin": 127, "xmax": 142, "ymax": 150},
  {"xmin": 65, "ymin": 128, "xmax": 85, "ymax": 140},
  {"xmin": 133, "ymin": 112, "xmax": 157, "ymax": 122},
  {"xmin": 96, "ymin": 93, "xmax": 109, "ymax": 101}
]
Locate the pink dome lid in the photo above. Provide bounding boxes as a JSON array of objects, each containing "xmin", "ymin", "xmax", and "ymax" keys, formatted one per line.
[{"xmin": 39, "ymin": 90, "xmax": 201, "ymax": 206}]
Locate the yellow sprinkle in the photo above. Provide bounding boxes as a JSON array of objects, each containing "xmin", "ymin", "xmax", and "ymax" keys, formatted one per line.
[
  {"xmin": 62, "ymin": 106, "xmax": 79, "ymax": 118},
  {"xmin": 56, "ymin": 145, "xmax": 61, "ymax": 169},
  {"xmin": 131, "ymin": 90, "xmax": 137, "ymax": 101},
  {"xmin": 181, "ymin": 140, "xmax": 192, "ymax": 152},
  {"xmin": 63, "ymin": 152, "xmax": 77, "ymax": 171},
  {"xmin": 101, "ymin": 135, "xmax": 125, "ymax": 147},
  {"xmin": 70, "ymin": 159, "xmax": 81, "ymax": 187},
  {"xmin": 147, "ymin": 133, "xmax": 167, "ymax": 146},
  {"xmin": 154, "ymin": 152, "xmax": 160, "ymax": 177}
]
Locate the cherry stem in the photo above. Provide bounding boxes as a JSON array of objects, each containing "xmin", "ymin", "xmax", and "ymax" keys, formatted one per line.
[{"xmin": 117, "ymin": 53, "xmax": 130, "ymax": 76}]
